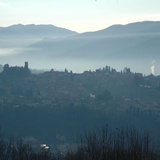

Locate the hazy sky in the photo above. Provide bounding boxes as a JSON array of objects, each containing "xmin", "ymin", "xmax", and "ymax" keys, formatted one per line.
[{"xmin": 0, "ymin": 0, "xmax": 160, "ymax": 32}]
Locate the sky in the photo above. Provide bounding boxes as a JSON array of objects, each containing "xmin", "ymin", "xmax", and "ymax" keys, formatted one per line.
[{"xmin": 0, "ymin": 0, "xmax": 160, "ymax": 33}]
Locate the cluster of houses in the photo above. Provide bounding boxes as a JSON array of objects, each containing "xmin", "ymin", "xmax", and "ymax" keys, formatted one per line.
[{"xmin": 0, "ymin": 63, "xmax": 160, "ymax": 116}]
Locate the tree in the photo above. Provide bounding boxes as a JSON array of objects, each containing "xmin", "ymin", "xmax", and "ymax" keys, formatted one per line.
[{"xmin": 96, "ymin": 90, "xmax": 113, "ymax": 104}]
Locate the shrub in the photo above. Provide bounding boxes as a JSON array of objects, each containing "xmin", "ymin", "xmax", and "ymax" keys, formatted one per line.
[{"xmin": 65, "ymin": 126, "xmax": 160, "ymax": 160}]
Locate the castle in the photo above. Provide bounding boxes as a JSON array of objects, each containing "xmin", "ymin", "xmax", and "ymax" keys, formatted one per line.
[{"xmin": 2, "ymin": 62, "xmax": 31, "ymax": 77}]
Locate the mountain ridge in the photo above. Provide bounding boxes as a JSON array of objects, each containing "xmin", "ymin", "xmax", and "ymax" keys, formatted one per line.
[
  {"xmin": 0, "ymin": 24, "xmax": 78, "ymax": 38},
  {"xmin": 1, "ymin": 21, "xmax": 160, "ymax": 38},
  {"xmin": 79, "ymin": 21, "xmax": 160, "ymax": 37},
  {"xmin": 1, "ymin": 21, "xmax": 160, "ymax": 74}
]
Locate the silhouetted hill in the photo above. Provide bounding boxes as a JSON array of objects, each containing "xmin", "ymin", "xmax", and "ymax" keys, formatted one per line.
[
  {"xmin": 79, "ymin": 21, "xmax": 160, "ymax": 37},
  {"xmin": 0, "ymin": 64, "xmax": 160, "ymax": 145},
  {"xmin": 0, "ymin": 24, "xmax": 78, "ymax": 38}
]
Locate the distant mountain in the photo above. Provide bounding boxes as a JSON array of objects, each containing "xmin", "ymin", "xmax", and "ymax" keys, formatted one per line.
[
  {"xmin": 79, "ymin": 21, "xmax": 160, "ymax": 37},
  {"xmin": 0, "ymin": 24, "xmax": 78, "ymax": 49},
  {"xmin": 1, "ymin": 21, "xmax": 160, "ymax": 74},
  {"xmin": 0, "ymin": 24, "xmax": 78, "ymax": 38},
  {"xmin": 26, "ymin": 21, "xmax": 160, "ymax": 59}
]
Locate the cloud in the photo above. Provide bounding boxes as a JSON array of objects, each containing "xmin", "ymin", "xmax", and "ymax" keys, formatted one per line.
[
  {"xmin": 151, "ymin": 65, "xmax": 155, "ymax": 75},
  {"xmin": 150, "ymin": 60, "xmax": 156, "ymax": 75},
  {"xmin": 0, "ymin": 2, "xmax": 8, "ymax": 7}
]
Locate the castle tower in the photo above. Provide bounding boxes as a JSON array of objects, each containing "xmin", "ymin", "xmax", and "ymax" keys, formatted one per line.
[{"xmin": 24, "ymin": 62, "xmax": 28, "ymax": 69}]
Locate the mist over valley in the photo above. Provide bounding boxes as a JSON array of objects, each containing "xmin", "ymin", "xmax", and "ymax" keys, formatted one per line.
[
  {"xmin": 1, "ymin": 21, "xmax": 160, "ymax": 75},
  {"xmin": 1, "ymin": 21, "xmax": 160, "ymax": 158}
]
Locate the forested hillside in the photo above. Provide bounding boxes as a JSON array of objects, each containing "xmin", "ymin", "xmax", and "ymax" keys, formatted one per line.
[{"xmin": 0, "ymin": 64, "xmax": 160, "ymax": 150}]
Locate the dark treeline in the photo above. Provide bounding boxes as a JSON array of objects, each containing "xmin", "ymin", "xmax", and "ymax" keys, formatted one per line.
[
  {"xmin": 0, "ymin": 126, "xmax": 160, "ymax": 160},
  {"xmin": 0, "ymin": 131, "xmax": 53, "ymax": 160}
]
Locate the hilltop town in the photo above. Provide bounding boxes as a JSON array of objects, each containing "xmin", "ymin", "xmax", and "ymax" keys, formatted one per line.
[
  {"xmin": 1, "ymin": 62, "xmax": 160, "ymax": 149},
  {"xmin": 0, "ymin": 62, "xmax": 160, "ymax": 115}
]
